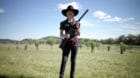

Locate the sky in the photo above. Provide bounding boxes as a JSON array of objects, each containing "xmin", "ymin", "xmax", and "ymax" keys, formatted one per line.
[{"xmin": 0, "ymin": 0, "xmax": 140, "ymax": 40}]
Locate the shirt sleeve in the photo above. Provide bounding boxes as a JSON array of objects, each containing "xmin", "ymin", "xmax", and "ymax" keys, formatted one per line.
[{"xmin": 60, "ymin": 22, "xmax": 65, "ymax": 30}]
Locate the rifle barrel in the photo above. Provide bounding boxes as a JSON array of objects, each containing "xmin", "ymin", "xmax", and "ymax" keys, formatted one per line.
[{"xmin": 78, "ymin": 9, "xmax": 89, "ymax": 21}]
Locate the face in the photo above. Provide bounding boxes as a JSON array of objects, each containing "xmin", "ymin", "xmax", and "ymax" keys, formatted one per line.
[{"xmin": 66, "ymin": 10, "xmax": 74, "ymax": 19}]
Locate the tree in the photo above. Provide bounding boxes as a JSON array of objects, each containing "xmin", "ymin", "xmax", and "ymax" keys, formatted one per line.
[
  {"xmin": 8, "ymin": 46, "xmax": 10, "ymax": 50},
  {"xmin": 100, "ymin": 38, "xmax": 114, "ymax": 44},
  {"xmin": 34, "ymin": 42, "xmax": 39, "ymax": 51},
  {"xmin": 137, "ymin": 34, "xmax": 140, "ymax": 45},
  {"xmin": 96, "ymin": 42, "xmax": 101, "ymax": 49},
  {"xmin": 120, "ymin": 42, "xmax": 127, "ymax": 54},
  {"xmin": 16, "ymin": 46, "xmax": 19, "ymax": 50},
  {"xmin": 84, "ymin": 39, "xmax": 90, "ymax": 49},
  {"xmin": 126, "ymin": 34, "xmax": 136, "ymax": 45},
  {"xmin": 107, "ymin": 45, "xmax": 110, "ymax": 52},
  {"xmin": 47, "ymin": 38, "xmax": 56, "ymax": 49},
  {"xmin": 78, "ymin": 42, "xmax": 83, "ymax": 49},
  {"xmin": 90, "ymin": 41, "xmax": 96, "ymax": 53},
  {"xmin": 79, "ymin": 39, "xmax": 85, "ymax": 49},
  {"xmin": 117, "ymin": 35, "xmax": 126, "ymax": 44},
  {"xmin": 24, "ymin": 44, "xmax": 28, "ymax": 51},
  {"xmin": 106, "ymin": 38, "xmax": 114, "ymax": 44}
]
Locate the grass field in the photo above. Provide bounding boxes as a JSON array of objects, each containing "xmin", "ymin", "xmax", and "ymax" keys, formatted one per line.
[{"xmin": 0, "ymin": 44, "xmax": 140, "ymax": 78}]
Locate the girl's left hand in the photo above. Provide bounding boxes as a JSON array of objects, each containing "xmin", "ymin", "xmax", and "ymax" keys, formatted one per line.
[{"xmin": 76, "ymin": 21, "xmax": 80, "ymax": 29}]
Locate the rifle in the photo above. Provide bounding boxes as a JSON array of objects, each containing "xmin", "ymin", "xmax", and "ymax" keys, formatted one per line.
[{"xmin": 59, "ymin": 9, "xmax": 89, "ymax": 49}]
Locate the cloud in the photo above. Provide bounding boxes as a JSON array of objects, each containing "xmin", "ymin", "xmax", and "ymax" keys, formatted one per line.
[
  {"xmin": 0, "ymin": 8, "xmax": 5, "ymax": 14},
  {"xmin": 93, "ymin": 11, "xmax": 134, "ymax": 22},
  {"xmin": 58, "ymin": 1, "xmax": 81, "ymax": 10},
  {"xmin": 120, "ymin": 23, "xmax": 140, "ymax": 31},
  {"xmin": 81, "ymin": 20, "xmax": 94, "ymax": 27}
]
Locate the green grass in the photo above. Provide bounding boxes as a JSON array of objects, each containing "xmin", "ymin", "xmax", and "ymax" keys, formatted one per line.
[{"xmin": 0, "ymin": 44, "xmax": 140, "ymax": 78}]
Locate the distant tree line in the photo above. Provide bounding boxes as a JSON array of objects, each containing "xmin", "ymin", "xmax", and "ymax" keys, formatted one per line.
[
  {"xmin": 2, "ymin": 34, "xmax": 139, "ymax": 54},
  {"xmin": 100, "ymin": 34, "xmax": 140, "ymax": 45},
  {"xmin": 0, "ymin": 34, "xmax": 139, "ymax": 46}
]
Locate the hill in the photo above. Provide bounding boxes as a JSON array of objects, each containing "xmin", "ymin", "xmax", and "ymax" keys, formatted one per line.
[
  {"xmin": 0, "ymin": 36, "xmax": 61, "ymax": 44},
  {"xmin": 0, "ymin": 39, "xmax": 18, "ymax": 44}
]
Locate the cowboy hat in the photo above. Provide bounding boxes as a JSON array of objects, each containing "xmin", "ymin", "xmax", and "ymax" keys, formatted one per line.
[{"xmin": 61, "ymin": 5, "xmax": 79, "ymax": 17}]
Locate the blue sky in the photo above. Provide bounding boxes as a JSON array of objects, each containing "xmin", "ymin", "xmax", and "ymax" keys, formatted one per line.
[{"xmin": 0, "ymin": 0, "xmax": 140, "ymax": 40}]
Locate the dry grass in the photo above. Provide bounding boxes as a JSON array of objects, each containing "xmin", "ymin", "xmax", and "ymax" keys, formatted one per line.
[{"xmin": 0, "ymin": 44, "xmax": 140, "ymax": 78}]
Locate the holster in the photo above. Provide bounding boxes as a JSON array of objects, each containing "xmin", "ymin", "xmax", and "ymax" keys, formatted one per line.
[{"xmin": 71, "ymin": 37, "xmax": 78, "ymax": 48}]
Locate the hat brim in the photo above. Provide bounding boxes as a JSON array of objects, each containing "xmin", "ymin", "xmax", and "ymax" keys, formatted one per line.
[{"xmin": 62, "ymin": 9, "xmax": 79, "ymax": 17}]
